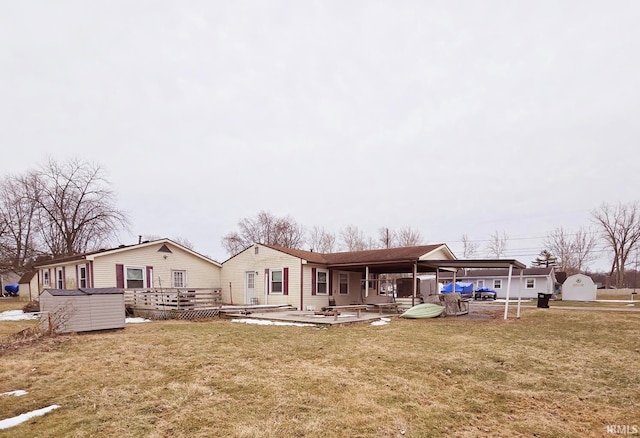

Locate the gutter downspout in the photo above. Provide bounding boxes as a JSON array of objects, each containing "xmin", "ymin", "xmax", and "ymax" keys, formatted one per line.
[{"xmin": 300, "ymin": 261, "xmax": 304, "ymax": 311}]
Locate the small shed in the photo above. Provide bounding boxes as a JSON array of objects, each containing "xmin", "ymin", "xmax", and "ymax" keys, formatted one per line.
[
  {"xmin": 40, "ymin": 288, "xmax": 125, "ymax": 333},
  {"xmin": 562, "ymin": 274, "xmax": 597, "ymax": 301}
]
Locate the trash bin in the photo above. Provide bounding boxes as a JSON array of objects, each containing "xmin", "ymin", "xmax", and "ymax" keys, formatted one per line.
[{"xmin": 537, "ymin": 293, "xmax": 551, "ymax": 308}]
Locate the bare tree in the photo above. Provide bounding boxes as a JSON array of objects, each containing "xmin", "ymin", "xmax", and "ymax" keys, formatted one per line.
[
  {"xmin": 395, "ymin": 226, "xmax": 424, "ymax": 247},
  {"xmin": 545, "ymin": 226, "xmax": 598, "ymax": 274},
  {"xmin": 339, "ymin": 225, "xmax": 370, "ymax": 251},
  {"xmin": 0, "ymin": 172, "xmax": 40, "ymax": 270},
  {"xmin": 378, "ymin": 227, "xmax": 396, "ymax": 249},
  {"xmin": 461, "ymin": 234, "xmax": 479, "ymax": 258},
  {"xmin": 308, "ymin": 226, "xmax": 336, "ymax": 253},
  {"xmin": 486, "ymin": 230, "xmax": 508, "ymax": 258},
  {"xmin": 34, "ymin": 158, "xmax": 129, "ymax": 256},
  {"xmin": 173, "ymin": 236, "xmax": 195, "ymax": 250},
  {"xmin": 591, "ymin": 201, "xmax": 640, "ymax": 288},
  {"xmin": 221, "ymin": 211, "xmax": 305, "ymax": 255}
]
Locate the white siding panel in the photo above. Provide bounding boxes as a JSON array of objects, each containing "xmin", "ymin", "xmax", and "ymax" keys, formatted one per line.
[
  {"xmin": 92, "ymin": 243, "xmax": 221, "ymax": 289},
  {"xmin": 89, "ymin": 294, "xmax": 125, "ymax": 330}
]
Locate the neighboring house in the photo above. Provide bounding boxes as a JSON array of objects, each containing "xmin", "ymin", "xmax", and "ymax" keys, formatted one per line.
[
  {"xmin": 18, "ymin": 271, "xmax": 39, "ymax": 301},
  {"xmin": 33, "ymin": 239, "xmax": 222, "ymax": 293},
  {"xmin": 220, "ymin": 243, "xmax": 457, "ymax": 309},
  {"xmin": 439, "ymin": 267, "xmax": 557, "ymax": 299}
]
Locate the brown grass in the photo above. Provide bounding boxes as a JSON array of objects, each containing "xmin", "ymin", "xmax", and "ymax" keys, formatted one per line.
[{"xmin": 0, "ymin": 304, "xmax": 639, "ymax": 437}]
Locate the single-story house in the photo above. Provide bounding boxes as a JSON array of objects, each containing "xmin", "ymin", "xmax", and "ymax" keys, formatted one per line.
[
  {"xmin": 32, "ymin": 239, "xmax": 222, "ymax": 294},
  {"xmin": 439, "ymin": 267, "xmax": 557, "ymax": 299},
  {"xmin": 220, "ymin": 243, "xmax": 459, "ymax": 309},
  {"xmin": 40, "ymin": 288, "xmax": 125, "ymax": 333}
]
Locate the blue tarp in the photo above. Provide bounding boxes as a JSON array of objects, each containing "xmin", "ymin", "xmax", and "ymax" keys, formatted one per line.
[{"xmin": 440, "ymin": 282, "xmax": 473, "ymax": 293}]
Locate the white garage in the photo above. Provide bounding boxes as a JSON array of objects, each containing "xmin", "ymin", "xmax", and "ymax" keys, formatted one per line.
[{"xmin": 562, "ymin": 274, "xmax": 597, "ymax": 301}]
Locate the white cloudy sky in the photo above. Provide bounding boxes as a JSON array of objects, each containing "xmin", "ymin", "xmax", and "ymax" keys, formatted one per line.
[{"xmin": 1, "ymin": 1, "xmax": 639, "ymax": 269}]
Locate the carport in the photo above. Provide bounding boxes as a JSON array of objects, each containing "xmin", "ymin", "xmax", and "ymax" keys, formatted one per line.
[{"xmin": 327, "ymin": 252, "xmax": 527, "ymax": 320}]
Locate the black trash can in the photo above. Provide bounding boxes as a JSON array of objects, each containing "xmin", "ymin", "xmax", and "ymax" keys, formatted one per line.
[{"xmin": 537, "ymin": 293, "xmax": 551, "ymax": 308}]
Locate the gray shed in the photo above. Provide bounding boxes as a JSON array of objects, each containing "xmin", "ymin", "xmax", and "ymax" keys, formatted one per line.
[{"xmin": 40, "ymin": 288, "xmax": 125, "ymax": 333}]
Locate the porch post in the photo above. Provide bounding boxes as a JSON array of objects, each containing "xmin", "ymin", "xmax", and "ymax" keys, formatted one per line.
[
  {"xmin": 365, "ymin": 266, "xmax": 369, "ymax": 302},
  {"xmin": 503, "ymin": 264, "xmax": 514, "ymax": 320},
  {"xmin": 412, "ymin": 262, "xmax": 417, "ymax": 307},
  {"xmin": 516, "ymin": 269, "xmax": 524, "ymax": 319}
]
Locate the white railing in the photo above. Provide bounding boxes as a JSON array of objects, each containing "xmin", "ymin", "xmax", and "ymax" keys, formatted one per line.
[{"xmin": 124, "ymin": 288, "xmax": 222, "ymax": 310}]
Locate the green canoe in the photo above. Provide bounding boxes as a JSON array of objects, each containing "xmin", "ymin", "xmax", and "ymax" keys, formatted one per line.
[{"xmin": 400, "ymin": 303, "xmax": 445, "ymax": 319}]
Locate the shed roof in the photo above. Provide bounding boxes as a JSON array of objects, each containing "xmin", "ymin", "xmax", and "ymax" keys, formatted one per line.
[{"xmin": 43, "ymin": 288, "xmax": 124, "ymax": 296}]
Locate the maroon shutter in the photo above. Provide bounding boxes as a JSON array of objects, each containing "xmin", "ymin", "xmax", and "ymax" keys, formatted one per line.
[
  {"xmin": 76, "ymin": 265, "xmax": 79, "ymax": 288},
  {"xmin": 312, "ymin": 268, "xmax": 317, "ymax": 295},
  {"xmin": 283, "ymin": 267, "xmax": 289, "ymax": 295},
  {"xmin": 88, "ymin": 261, "xmax": 93, "ymax": 288},
  {"xmin": 146, "ymin": 266, "xmax": 153, "ymax": 288},
  {"xmin": 265, "ymin": 268, "xmax": 270, "ymax": 294},
  {"xmin": 62, "ymin": 267, "xmax": 66, "ymax": 289},
  {"xmin": 328, "ymin": 270, "xmax": 333, "ymax": 296},
  {"xmin": 116, "ymin": 264, "xmax": 124, "ymax": 288}
]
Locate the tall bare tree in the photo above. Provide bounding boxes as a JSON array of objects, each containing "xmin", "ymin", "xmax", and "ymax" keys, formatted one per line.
[
  {"xmin": 486, "ymin": 230, "xmax": 508, "ymax": 258},
  {"xmin": 339, "ymin": 225, "xmax": 370, "ymax": 251},
  {"xmin": 461, "ymin": 234, "xmax": 479, "ymax": 258},
  {"xmin": 545, "ymin": 226, "xmax": 598, "ymax": 274},
  {"xmin": 395, "ymin": 226, "xmax": 424, "ymax": 247},
  {"xmin": 221, "ymin": 211, "xmax": 305, "ymax": 255},
  {"xmin": 308, "ymin": 226, "xmax": 336, "ymax": 253},
  {"xmin": 591, "ymin": 201, "xmax": 640, "ymax": 288},
  {"xmin": 34, "ymin": 158, "xmax": 129, "ymax": 256},
  {"xmin": 0, "ymin": 172, "xmax": 40, "ymax": 270}
]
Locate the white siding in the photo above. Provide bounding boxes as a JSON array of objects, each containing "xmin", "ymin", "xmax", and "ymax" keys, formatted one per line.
[
  {"xmin": 92, "ymin": 243, "xmax": 221, "ymax": 289},
  {"xmin": 221, "ymin": 245, "xmax": 302, "ymax": 307}
]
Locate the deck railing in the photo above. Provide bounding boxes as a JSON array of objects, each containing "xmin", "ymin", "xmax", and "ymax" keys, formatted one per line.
[{"xmin": 124, "ymin": 288, "xmax": 222, "ymax": 311}]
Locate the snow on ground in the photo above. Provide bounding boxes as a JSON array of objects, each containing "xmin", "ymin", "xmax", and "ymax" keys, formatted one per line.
[
  {"xmin": 0, "ymin": 390, "xmax": 27, "ymax": 397},
  {"xmin": 371, "ymin": 318, "xmax": 391, "ymax": 326},
  {"xmin": 0, "ymin": 405, "xmax": 60, "ymax": 430},
  {"xmin": 0, "ymin": 310, "xmax": 39, "ymax": 321},
  {"xmin": 125, "ymin": 317, "xmax": 151, "ymax": 324},
  {"xmin": 232, "ymin": 318, "xmax": 316, "ymax": 328}
]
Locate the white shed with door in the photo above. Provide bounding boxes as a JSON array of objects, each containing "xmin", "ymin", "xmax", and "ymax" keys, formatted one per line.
[
  {"xmin": 40, "ymin": 288, "xmax": 125, "ymax": 333},
  {"xmin": 562, "ymin": 274, "xmax": 597, "ymax": 301}
]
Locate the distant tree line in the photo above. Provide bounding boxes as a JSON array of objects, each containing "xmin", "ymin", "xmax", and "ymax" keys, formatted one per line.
[
  {"xmin": 0, "ymin": 158, "xmax": 129, "ymax": 272},
  {"xmin": 224, "ymin": 201, "xmax": 640, "ymax": 289}
]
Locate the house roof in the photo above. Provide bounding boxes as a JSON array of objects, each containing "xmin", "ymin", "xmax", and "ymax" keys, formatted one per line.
[
  {"xmin": 18, "ymin": 271, "xmax": 37, "ymax": 283},
  {"xmin": 439, "ymin": 267, "xmax": 554, "ymax": 278},
  {"xmin": 43, "ymin": 287, "xmax": 124, "ymax": 296},
  {"xmin": 33, "ymin": 239, "xmax": 222, "ymax": 268}
]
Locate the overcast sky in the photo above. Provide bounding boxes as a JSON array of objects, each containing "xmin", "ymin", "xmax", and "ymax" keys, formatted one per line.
[{"xmin": 2, "ymin": 1, "xmax": 639, "ymax": 269}]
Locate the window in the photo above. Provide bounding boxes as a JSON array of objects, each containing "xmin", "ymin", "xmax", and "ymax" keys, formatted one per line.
[
  {"xmin": 477, "ymin": 280, "xmax": 485, "ymax": 289},
  {"xmin": 255, "ymin": 246, "xmax": 259, "ymax": 255},
  {"xmin": 493, "ymin": 279, "xmax": 502, "ymax": 289},
  {"xmin": 270, "ymin": 269, "xmax": 283, "ymax": 294},
  {"xmin": 316, "ymin": 270, "xmax": 328, "ymax": 295},
  {"xmin": 126, "ymin": 267, "xmax": 145, "ymax": 289},
  {"xmin": 172, "ymin": 270, "xmax": 186, "ymax": 288},
  {"xmin": 339, "ymin": 273, "xmax": 349, "ymax": 295},
  {"xmin": 526, "ymin": 278, "xmax": 535, "ymax": 289},
  {"xmin": 42, "ymin": 270, "xmax": 50, "ymax": 287},
  {"xmin": 79, "ymin": 265, "xmax": 87, "ymax": 288},
  {"xmin": 56, "ymin": 268, "xmax": 64, "ymax": 289}
]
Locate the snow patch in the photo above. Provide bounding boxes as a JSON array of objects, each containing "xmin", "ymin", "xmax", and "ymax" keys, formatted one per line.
[
  {"xmin": 0, "ymin": 405, "xmax": 60, "ymax": 430},
  {"xmin": 125, "ymin": 317, "xmax": 151, "ymax": 324},
  {"xmin": 0, "ymin": 390, "xmax": 27, "ymax": 397},
  {"xmin": 0, "ymin": 310, "xmax": 39, "ymax": 321},
  {"xmin": 371, "ymin": 319, "xmax": 390, "ymax": 326}
]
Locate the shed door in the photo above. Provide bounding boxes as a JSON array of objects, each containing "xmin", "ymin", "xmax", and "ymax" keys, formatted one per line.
[{"xmin": 245, "ymin": 271, "xmax": 256, "ymax": 305}]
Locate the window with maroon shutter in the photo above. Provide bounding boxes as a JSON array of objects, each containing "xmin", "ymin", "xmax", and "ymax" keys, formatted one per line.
[
  {"xmin": 270, "ymin": 269, "xmax": 283, "ymax": 294},
  {"xmin": 116, "ymin": 264, "xmax": 124, "ymax": 288},
  {"xmin": 312, "ymin": 268, "xmax": 317, "ymax": 295},
  {"xmin": 283, "ymin": 267, "xmax": 289, "ymax": 295}
]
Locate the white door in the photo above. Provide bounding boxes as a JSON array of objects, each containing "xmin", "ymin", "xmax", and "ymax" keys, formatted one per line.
[{"xmin": 245, "ymin": 271, "xmax": 256, "ymax": 305}]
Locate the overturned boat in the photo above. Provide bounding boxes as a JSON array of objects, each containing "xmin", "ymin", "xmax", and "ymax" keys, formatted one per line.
[{"xmin": 400, "ymin": 303, "xmax": 445, "ymax": 319}]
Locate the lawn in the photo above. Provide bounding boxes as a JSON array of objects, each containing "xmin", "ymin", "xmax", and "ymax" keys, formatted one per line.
[{"xmin": 0, "ymin": 301, "xmax": 639, "ymax": 437}]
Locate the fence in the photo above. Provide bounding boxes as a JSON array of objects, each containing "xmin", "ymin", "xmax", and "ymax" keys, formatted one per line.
[{"xmin": 124, "ymin": 288, "xmax": 222, "ymax": 311}]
